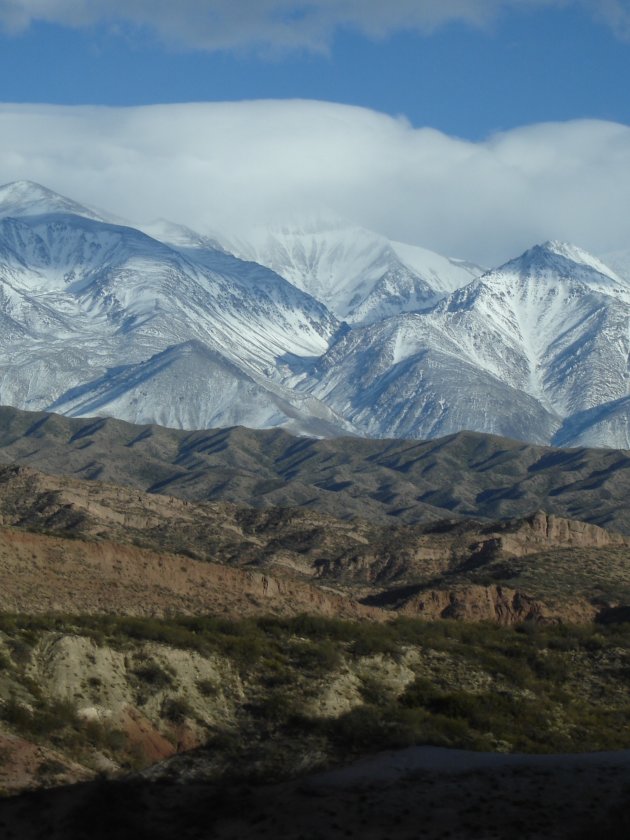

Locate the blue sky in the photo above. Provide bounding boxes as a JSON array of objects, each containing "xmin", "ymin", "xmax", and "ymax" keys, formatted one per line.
[
  {"xmin": 0, "ymin": 1, "xmax": 630, "ymax": 263},
  {"xmin": 1, "ymin": 2, "xmax": 629, "ymax": 138}
]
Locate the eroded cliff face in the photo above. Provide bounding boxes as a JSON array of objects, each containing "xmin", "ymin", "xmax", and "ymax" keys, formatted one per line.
[
  {"xmin": 396, "ymin": 585, "xmax": 597, "ymax": 624},
  {"xmin": 0, "ymin": 632, "xmax": 242, "ymax": 793},
  {"xmin": 1, "ymin": 465, "xmax": 628, "ymax": 590},
  {"xmin": 0, "ymin": 526, "xmax": 382, "ymax": 621},
  {"xmin": 0, "ymin": 629, "xmax": 421, "ymax": 794},
  {"xmin": 314, "ymin": 511, "xmax": 630, "ymax": 586},
  {"xmin": 2, "ymin": 614, "xmax": 630, "ymax": 799},
  {"xmin": 0, "ymin": 463, "xmax": 628, "ymax": 628},
  {"xmin": 490, "ymin": 510, "xmax": 628, "ymax": 554}
]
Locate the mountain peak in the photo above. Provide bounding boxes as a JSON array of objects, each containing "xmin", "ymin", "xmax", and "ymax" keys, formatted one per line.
[
  {"xmin": 0, "ymin": 180, "xmax": 106, "ymax": 222},
  {"xmin": 499, "ymin": 240, "xmax": 624, "ymax": 286}
]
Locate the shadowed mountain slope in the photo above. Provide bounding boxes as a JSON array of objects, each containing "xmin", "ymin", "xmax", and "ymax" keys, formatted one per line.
[{"xmin": 0, "ymin": 405, "xmax": 628, "ymax": 533}]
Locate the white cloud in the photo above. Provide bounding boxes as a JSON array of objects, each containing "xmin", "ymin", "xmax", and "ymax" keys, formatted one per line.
[
  {"xmin": 1, "ymin": 1, "xmax": 629, "ymax": 50},
  {"xmin": 1, "ymin": 100, "xmax": 629, "ymax": 266}
]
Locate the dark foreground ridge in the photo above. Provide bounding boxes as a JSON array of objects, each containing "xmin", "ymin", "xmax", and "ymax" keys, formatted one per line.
[{"xmin": 0, "ymin": 745, "xmax": 629, "ymax": 840}]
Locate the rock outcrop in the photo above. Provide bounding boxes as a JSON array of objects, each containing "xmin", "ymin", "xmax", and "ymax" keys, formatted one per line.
[{"xmin": 397, "ymin": 584, "xmax": 597, "ymax": 624}]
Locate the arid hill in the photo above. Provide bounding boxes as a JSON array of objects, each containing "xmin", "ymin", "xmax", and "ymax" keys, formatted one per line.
[
  {"xmin": 0, "ymin": 417, "xmax": 628, "ymax": 827},
  {"xmin": 0, "ymin": 463, "xmax": 628, "ymax": 625},
  {"xmin": 0, "ymin": 405, "xmax": 629, "ymax": 531}
]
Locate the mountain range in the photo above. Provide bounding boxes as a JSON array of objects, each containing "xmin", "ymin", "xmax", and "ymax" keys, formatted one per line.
[{"xmin": 0, "ymin": 180, "xmax": 627, "ymax": 448}]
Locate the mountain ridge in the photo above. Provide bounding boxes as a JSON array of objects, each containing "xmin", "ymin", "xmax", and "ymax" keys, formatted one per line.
[
  {"xmin": 0, "ymin": 404, "xmax": 628, "ymax": 533},
  {"xmin": 0, "ymin": 181, "xmax": 627, "ymax": 448}
]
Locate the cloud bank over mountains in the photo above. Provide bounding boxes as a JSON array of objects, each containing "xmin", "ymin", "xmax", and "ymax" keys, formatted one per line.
[
  {"xmin": 1, "ymin": 100, "xmax": 629, "ymax": 264},
  {"xmin": 1, "ymin": 1, "xmax": 630, "ymax": 51}
]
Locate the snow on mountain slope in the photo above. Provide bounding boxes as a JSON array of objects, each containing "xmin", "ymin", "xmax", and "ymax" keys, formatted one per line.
[
  {"xmin": 304, "ymin": 313, "xmax": 560, "ymax": 443},
  {"xmin": 0, "ymin": 181, "xmax": 346, "ymax": 433},
  {"xmin": 225, "ymin": 220, "xmax": 483, "ymax": 325},
  {"xmin": 0, "ymin": 201, "xmax": 339, "ymax": 366},
  {"xmin": 554, "ymin": 395, "xmax": 630, "ymax": 449},
  {"xmin": 0, "ymin": 180, "xmax": 111, "ymax": 223},
  {"xmin": 0, "ymin": 181, "xmax": 627, "ymax": 448},
  {"xmin": 141, "ymin": 217, "xmax": 339, "ymax": 367},
  {"xmin": 303, "ymin": 241, "xmax": 629, "ymax": 446},
  {"xmin": 423, "ymin": 242, "xmax": 630, "ymax": 415},
  {"xmin": 48, "ymin": 340, "xmax": 353, "ymax": 437},
  {"xmin": 141, "ymin": 219, "xmax": 227, "ymax": 254}
]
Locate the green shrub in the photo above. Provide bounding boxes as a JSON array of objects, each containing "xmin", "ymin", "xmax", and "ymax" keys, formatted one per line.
[
  {"xmin": 132, "ymin": 661, "xmax": 174, "ymax": 689},
  {"xmin": 196, "ymin": 678, "xmax": 218, "ymax": 697},
  {"xmin": 1, "ymin": 697, "xmax": 79, "ymax": 737},
  {"xmin": 288, "ymin": 639, "xmax": 341, "ymax": 674},
  {"xmin": 359, "ymin": 675, "xmax": 395, "ymax": 707},
  {"xmin": 161, "ymin": 697, "xmax": 192, "ymax": 724}
]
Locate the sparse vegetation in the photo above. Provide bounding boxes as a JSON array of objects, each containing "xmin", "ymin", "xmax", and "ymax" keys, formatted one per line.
[
  {"xmin": 133, "ymin": 661, "xmax": 174, "ymax": 689},
  {"xmin": 0, "ymin": 611, "xmax": 629, "ymax": 791}
]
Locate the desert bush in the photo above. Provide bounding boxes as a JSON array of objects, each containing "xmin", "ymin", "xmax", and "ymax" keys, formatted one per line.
[
  {"xmin": 358, "ymin": 675, "xmax": 395, "ymax": 707},
  {"xmin": 1, "ymin": 696, "xmax": 79, "ymax": 737},
  {"xmin": 132, "ymin": 661, "xmax": 174, "ymax": 689},
  {"xmin": 288, "ymin": 639, "xmax": 341, "ymax": 674},
  {"xmin": 83, "ymin": 720, "xmax": 127, "ymax": 752},
  {"xmin": 6, "ymin": 635, "xmax": 36, "ymax": 665},
  {"xmin": 244, "ymin": 689, "xmax": 294, "ymax": 723},
  {"xmin": 327, "ymin": 704, "xmax": 393, "ymax": 750},
  {"xmin": 196, "ymin": 678, "xmax": 218, "ymax": 697},
  {"xmin": 161, "ymin": 697, "xmax": 192, "ymax": 723},
  {"xmin": 36, "ymin": 759, "xmax": 67, "ymax": 778}
]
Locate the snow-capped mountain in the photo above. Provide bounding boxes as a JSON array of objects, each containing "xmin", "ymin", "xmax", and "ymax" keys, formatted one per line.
[
  {"xmin": 225, "ymin": 219, "xmax": 483, "ymax": 325},
  {"xmin": 0, "ymin": 181, "xmax": 351, "ymax": 435},
  {"xmin": 301, "ymin": 241, "xmax": 630, "ymax": 445},
  {"xmin": 0, "ymin": 181, "xmax": 627, "ymax": 448},
  {"xmin": 48, "ymin": 340, "xmax": 349, "ymax": 438},
  {"xmin": 0, "ymin": 180, "xmax": 112, "ymax": 223}
]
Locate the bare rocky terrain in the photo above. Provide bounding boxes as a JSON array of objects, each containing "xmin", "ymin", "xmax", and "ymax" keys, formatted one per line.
[
  {"xmin": 1, "ymin": 747, "xmax": 630, "ymax": 839},
  {"xmin": 0, "ymin": 407, "xmax": 629, "ymax": 837},
  {"xmin": 0, "ymin": 462, "xmax": 627, "ymax": 624}
]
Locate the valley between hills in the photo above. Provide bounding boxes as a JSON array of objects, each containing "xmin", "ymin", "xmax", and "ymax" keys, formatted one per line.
[{"xmin": 0, "ymin": 406, "xmax": 629, "ymax": 838}]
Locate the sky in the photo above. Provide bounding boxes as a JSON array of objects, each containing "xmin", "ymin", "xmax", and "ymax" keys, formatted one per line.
[{"xmin": 1, "ymin": 1, "xmax": 630, "ymax": 265}]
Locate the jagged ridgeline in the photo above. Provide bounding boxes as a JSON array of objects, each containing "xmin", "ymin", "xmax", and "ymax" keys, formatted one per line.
[
  {"xmin": 0, "ymin": 404, "xmax": 628, "ymax": 531},
  {"xmin": 0, "ymin": 180, "xmax": 628, "ymax": 447}
]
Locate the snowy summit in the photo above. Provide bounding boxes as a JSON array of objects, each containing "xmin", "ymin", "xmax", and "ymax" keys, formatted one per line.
[{"xmin": 0, "ymin": 181, "xmax": 627, "ymax": 449}]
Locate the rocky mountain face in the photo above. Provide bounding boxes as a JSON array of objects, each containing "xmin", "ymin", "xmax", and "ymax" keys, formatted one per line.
[
  {"xmin": 302, "ymin": 241, "xmax": 630, "ymax": 445},
  {"xmin": 0, "ymin": 181, "xmax": 348, "ymax": 437},
  {"xmin": 0, "ymin": 180, "xmax": 627, "ymax": 447}
]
